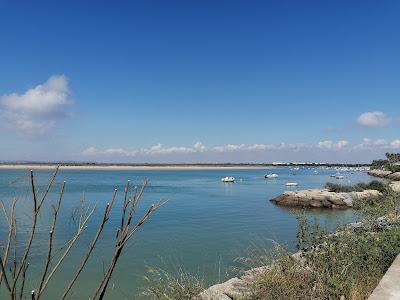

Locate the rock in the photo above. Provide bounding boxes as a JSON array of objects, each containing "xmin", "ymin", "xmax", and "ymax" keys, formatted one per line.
[
  {"xmin": 390, "ymin": 181, "xmax": 400, "ymax": 193},
  {"xmin": 368, "ymin": 169, "xmax": 400, "ymax": 191},
  {"xmin": 368, "ymin": 170, "xmax": 392, "ymax": 178},
  {"xmin": 387, "ymin": 172, "xmax": 400, "ymax": 181},
  {"xmin": 194, "ymin": 253, "xmax": 304, "ymax": 300},
  {"xmin": 270, "ymin": 189, "xmax": 382, "ymax": 209},
  {"xmin": 350, "ymin": 189, "xmax": 383, "ymax": 200},
  {"xmin": 193, "ymin": 267, "xmax": 269, "ymax": 300},
  {"xmin": 368, "ymin": 170, "xmax": 400, "ymax": 181},
  {"xmin": 192, "ymin": 277, "xmax": 241, "ymax": 300}
]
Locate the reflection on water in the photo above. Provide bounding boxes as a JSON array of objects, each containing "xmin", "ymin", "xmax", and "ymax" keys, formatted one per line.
[{"xmin": 0, "ymin": 167, "xmax": 371, "ymax": 299}]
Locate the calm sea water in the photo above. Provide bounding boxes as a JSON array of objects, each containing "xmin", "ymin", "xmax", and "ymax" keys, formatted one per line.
[{"xmin": 0, "ymin": 167, "xmax": 373, "ymax": 299}]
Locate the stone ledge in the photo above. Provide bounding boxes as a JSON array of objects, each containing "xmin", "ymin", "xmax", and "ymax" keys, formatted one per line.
[{"xmin": 270, "ymin": 189, "xmax": 382, "ymax": 209}]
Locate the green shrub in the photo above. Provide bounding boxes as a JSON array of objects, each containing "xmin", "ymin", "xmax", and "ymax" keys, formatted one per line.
[
  {"xmin": 325, "ymin": 180, "xmax": 387, "ymax": 194},
  {"xmin": 247, "ymin": 192, "xmax": 400, "ymax": 300},
  {"xmin": 388, "ymin": 164, "xmax": 400, "ymax": 173},
  {"xmin": 371, "ymin": 159, "xmax": 389, "ymax": 170}
]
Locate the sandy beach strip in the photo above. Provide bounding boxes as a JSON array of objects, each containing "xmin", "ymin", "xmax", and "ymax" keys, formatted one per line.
[{"xmin": 0, "ymin": 164, "xmax": 271, "ymax": 171}]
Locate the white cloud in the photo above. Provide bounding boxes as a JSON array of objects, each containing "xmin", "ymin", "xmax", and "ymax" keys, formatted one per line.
[
  {"xmin": 0, "ymin": 75, "xmax": 71, "ymax": 135},
  {"xmin": 353, "ymin": 138, "xmax": 400, "ymax": 150},
  {"xmin": 80, "ymin": 139, "xmax": 400, "ymax": 163},
  {"xmin": 82, "ymin": 140, "xmax": 354, "ymax": 158},
  {"xmin": 390, "ymin": 139, "xmax": 400, "ymax": 149},
  {"xmin": 318, "ymin": 140, "xmax": 349, "ymax": 150},
  {"xmin": 193, "ymin": 142, "xmax": 206, "ymax": 152},
  {"xmin": 373, "ymin": 139, "xmax": 388, "ymax": 146},
  {"xmin": 81, "ymin": 147, "xmax": 99, "ymax": 155},
  {"xmin": 357, "ymin": 112, "xmax": 390, "ymax": 128},
  {"xmin": 141, "ymin": 143, "xmax": 195, "ymax": 155}
]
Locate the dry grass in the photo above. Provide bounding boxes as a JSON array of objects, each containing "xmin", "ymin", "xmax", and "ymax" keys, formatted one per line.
[
  {"xmin": 142, "ymin": 266, "xmax": 204, "ymax": 300},
  {"xmin": 246, "ymin": 191, "xmax": 400, "ymax": 300}
]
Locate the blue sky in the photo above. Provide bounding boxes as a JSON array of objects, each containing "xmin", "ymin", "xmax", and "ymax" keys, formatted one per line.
[{"xmin": 0, "ymin": 0, "xmax": 399, "ymax": 163}]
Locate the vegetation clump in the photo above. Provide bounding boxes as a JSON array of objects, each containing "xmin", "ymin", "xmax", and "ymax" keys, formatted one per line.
[
  {"xmin": 325, "ymin": 180, "xmax": 387, "ymax": 194},
  {"xmin": 371, "ymin": 152, "xmax": 400, "ymax": 172},
  {"xmin": 142, "ymin": 267, "xmax": 204, "ymax": 300},
  {"xmin": 248, "ymin": 189, "xmax": 400, "ymax": 300}
]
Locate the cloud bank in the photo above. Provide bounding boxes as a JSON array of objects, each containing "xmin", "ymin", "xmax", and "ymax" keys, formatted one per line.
[
  {"xmin": 0, "ymin": 75, "xmax": 71, "ymax": 135},
  {"xmin": 79, "ymin": 138, "xmax": 400, "ymax": 164}
]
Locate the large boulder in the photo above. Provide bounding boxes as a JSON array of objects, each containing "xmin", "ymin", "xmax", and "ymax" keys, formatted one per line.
[
  {"xmin": 270, "ymin": 189, "xmax": 382, "ymax": 209},
  {"xmin": 368, "ymin": 170, "xmax": 392, "ymax": 178},
  {"xmin": 387, "ymin": 172, "xmax": 400, "ymax": 181},
  {"xmin": 350, "ymin": 189, "xmax": 383, "ymax": 200},
  {"xmin": 194, "ymin": 253, "xmax": 303, "ymax": 300},
  {"xmin": 193, "ymin": 266, "xmax": 268, "ymax": 300},
  {"xmin": 390, "ymin": 181, "xmax": 400, "ymax": 193}
]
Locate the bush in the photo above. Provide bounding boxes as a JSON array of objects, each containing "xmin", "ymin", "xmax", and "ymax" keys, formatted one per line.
[
  {"xmin": 250, "ymin": 256, "xmax": 321, "ymax": 299},
  {"xmin": 325, "ymin": 180, "xmax": 387, "ymax": 194},
  {"xmin": 371, "ymin": 159, "xmax": 389, "ymax": 170},
  {"xmin": 247, "ymin": 192, "xmax": 400, "ymax": 300},
  {"xmin": 388, "ymin": 164, "xmax": 400, "ymax": 173}
]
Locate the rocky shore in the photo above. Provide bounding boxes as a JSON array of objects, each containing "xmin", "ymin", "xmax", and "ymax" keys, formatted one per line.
[
  {"xmin": 194, "ymin": 166, "xmax": 400, "ymax": 299},
  {"xmin": 193, "ymin": 253, "xmax": 303, "ymax": 300},
  {"xmin": 368, "ymin": 169, "xmax": 400, "ymax": 181},
  {"xmin": 192, "ymin": 266, "xmax": 266, "ymax": 300},
  {"xmin": 270, "ymin": 189, "xmax": 382, "ymax": 209},
  {"xmin": 368, "ymin": 169, "xmax": 400, "ymax": 192}
]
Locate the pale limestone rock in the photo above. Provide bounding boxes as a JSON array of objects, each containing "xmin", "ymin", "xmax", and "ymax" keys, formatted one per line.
[
  {"xmin": 270, "ymin": 189, "xmax": 382, "ymax": 209},
  {"xmin": 368, "ymin": 170, "xmax": 392, "ymax": 178},
  {"xmin": 390, "ymin": 181, "xmax": 400, "ymax": 193},
  {"xmin": 387, "ymin": 172, "xmax": 400, "ymax": 181}
]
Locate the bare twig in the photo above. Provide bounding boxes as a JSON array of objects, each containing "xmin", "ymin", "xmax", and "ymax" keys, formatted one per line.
[
  {"xmin": 0, "ymin": 170, "xmax": 162, "ymax": 300},
  {"xmin": 37, "ymin": 204, "xmax": 96, "ymax": 298},
  {"xmin": 36, "ymin": 182, "xmax": 65, "ymax": 300},
  {"xmin": 60, "ymin": 189, "xmax": 118, "ymax": 300},
  {"xmin": 92, "ymin": 193, "xmax": 165, "ymax": 300},
  {"xmin": 10, "ymin": 170, "xmax": 39, "ymax": 298},
  {"xmin": 19, "ymin": 263, "xmax": 29, "ymax": 300},
  {"xmin": 0, "ymin": 199, "xmax": 16, "ymax": 288}
]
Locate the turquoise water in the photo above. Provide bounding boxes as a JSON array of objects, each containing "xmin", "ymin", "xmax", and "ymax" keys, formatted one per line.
[{"xmin": 0, "ymin": 167, "xmax": 372, "ymax": 299}]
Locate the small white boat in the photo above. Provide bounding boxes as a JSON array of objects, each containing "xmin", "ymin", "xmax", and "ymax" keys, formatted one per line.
[
  {"xmin": 285, "ymin": 182, "xmax": 299, "ymax": 186},
  {"xmin": 221, "ymin": 176, "xmax": 235, "ymax": 183},
  {"xmin": 335, "ymin": 175, "xmax": 345, "ymax": 179},
  {"xmin": 265, "ymin": 173, "xmax": 279, "ymax": 178}
]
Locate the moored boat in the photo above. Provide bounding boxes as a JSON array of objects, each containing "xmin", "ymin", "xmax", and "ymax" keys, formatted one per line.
[
  {"xmin": 265, "ymin": 173, "xmax": 279, "ymax": 178},
  {"xmin": 221, "ymin": 176, "xmax": 235, "ymax": 183}
]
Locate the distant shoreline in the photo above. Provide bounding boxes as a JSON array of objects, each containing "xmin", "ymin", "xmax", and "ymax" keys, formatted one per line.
[
  {"xmin": 0, "ymin": 163, "xmax": 370, "ymax": 171},
  {"xmin": 0, "ymin": 164, "xmax": 271, "ymax": 170}
]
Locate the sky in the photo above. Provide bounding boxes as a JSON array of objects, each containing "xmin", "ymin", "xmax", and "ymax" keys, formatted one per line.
[{"xmin": 0, "ymin": 0, "xmax": 399, "ymax": 163}]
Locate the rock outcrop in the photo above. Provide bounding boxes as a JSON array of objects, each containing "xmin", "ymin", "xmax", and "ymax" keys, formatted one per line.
[
  {"xmin": 192, "ymin": 267, "xmax": 267, "ymax": 300},
  {"xmin": 368, "ymin": 169, "xmax": 400, "ymax": 181},
  {"xmin": 368, "ymin": 170, "xmax": 393, "ymax": 178},
  {"xmin": 270, "ymin": 189, "xmax": 382, "ymax": 209},
  {"xmin": 368, "ymin": 169, "xmax": 400, "ymax": 192},
  {"xmin": 194, "ymin": 252, "xmax": 303, "ymax": 300},
  {"xmin": 388, "ymin": 172, "xmax": 400, "ymax": 181},
  {"xmin": 390, "ymin": 181, "xmax": 400, "ymax": 193}
]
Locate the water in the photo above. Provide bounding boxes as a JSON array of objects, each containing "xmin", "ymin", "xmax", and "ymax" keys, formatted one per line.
[{"xmin": 0, "ymin": 167, "xmax": 373, "ymax": 299}]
